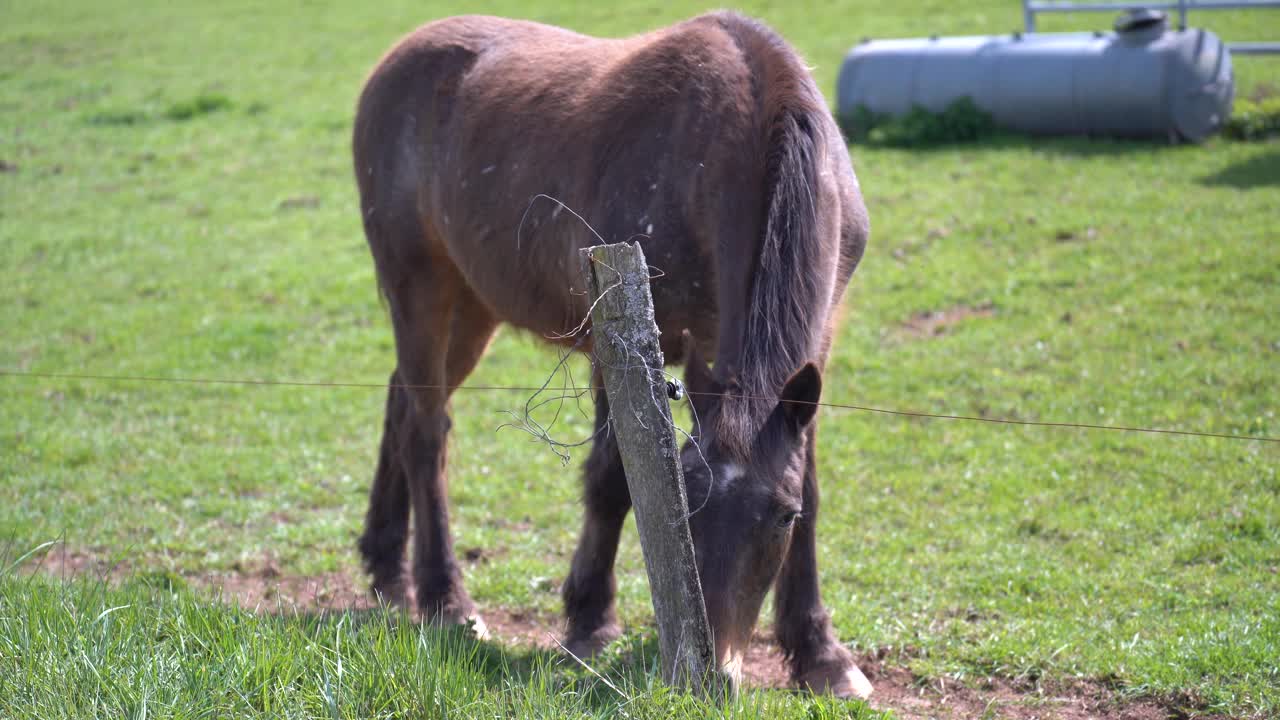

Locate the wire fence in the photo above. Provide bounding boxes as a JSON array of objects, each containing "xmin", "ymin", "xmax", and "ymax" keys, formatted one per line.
[{"xmin": 3, "ymin": 369, "xmax": 1275, "ymax": 444}]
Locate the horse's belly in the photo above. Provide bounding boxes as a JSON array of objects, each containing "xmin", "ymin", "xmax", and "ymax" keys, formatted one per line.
[
  {"xmin": 443, "ymin": 220, "xmax": 717, "ymax": 362},
  {"xmin": 443, "ymin": 228, "xmax": 585, "ymax": 337}
]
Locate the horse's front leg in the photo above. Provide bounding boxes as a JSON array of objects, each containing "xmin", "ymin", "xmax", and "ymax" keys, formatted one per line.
[
  {"xmin": 561, "ymin": 368, "xmax": 631, "ymax": 657},
  {"xmin": 774, "ymin": 423, "xmax": 874, "ymax": 699}
]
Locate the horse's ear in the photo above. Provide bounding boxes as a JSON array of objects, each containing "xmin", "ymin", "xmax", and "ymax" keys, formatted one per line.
[{"xmin": 779, "ymin": 362, "xmax": 822, "ymax": 432}]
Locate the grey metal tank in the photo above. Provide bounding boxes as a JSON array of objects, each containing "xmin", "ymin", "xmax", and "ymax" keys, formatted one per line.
[{"xmin": 836, "ymin": 11, "xmax": 1234, "ymax": 141}]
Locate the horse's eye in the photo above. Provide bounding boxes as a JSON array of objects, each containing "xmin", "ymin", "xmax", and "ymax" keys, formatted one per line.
[{"xmin": 777, "ymin": 511, "xmax": 801, "ymax": 528}]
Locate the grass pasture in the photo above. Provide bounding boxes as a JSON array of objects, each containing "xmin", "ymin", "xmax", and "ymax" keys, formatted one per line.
[{"xmin": 2, "ymin": 1, "xmax": 1279, "ymax": 718}]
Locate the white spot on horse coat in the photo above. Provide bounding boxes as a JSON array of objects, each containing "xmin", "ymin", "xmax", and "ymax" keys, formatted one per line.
[
  {"xmin": 646, "ymin": 224, "xmax": 654, "ymax": 235},
  {"xmin": 481, "ymin": 165, "xmax": 496, "ymax": 174},
  {"xmin": 719, "ymin": 463, "xmax": 746, "ymax": 483}
]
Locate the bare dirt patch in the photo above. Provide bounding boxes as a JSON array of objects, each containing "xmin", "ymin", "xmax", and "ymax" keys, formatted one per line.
[
  {"xmin": 204, "ymin": 569, "xmax": 371, "ymax": 612},
  {"xmin": 899, "ymin": 302, "xmax": 995, "ymax": 339},
  {"xmin": 852, "ymin": 660, "xmax": 1171, "ymax": 720},
  {"xmin": 23, "ymin": 544, "xmax": 130, "ymax": 580},
  {"xmin": 21, "ymin": 547, "xmax": 1205, "ymax": 719}
]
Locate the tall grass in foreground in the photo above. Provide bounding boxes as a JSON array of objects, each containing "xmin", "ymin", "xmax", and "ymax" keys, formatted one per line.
[{"xmin": 0, "ymin": 562, "xmax": 882, "ymax": 719}]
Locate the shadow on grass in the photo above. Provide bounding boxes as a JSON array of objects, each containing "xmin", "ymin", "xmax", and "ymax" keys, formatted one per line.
[
  {"xmin": 4, "ymin": 541, "xmax": 840, "ymax": 715},
  {"xmin": 259, "ymin": 607, "xmax": 673, "ymax": 714},
  {"xmin": 255, "ymin": 608, "xmax": 855, "ymax": 717},
  {"xmin": 1198, "ymin": 149, "xmax": 1280, "ymax": 188}
]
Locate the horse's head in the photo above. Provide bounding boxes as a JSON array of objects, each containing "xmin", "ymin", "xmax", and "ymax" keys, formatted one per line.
[{"xmin": 677, "ymin": 335, "xmax": 822, "ymax": 687}]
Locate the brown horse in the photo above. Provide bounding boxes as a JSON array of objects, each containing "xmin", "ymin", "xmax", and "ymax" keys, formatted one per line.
[{"xmin": 352, "ymin": 11, "xmax": 871, "ymax": 698}]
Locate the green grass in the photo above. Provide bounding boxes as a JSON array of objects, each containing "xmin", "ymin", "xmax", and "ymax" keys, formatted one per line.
[
  {"xmin": 0, "ymin": 555, "xmax": 881, "ymax": 720},
  {"xmin": 2, "ymin": 1, "xmax": 1279, "ymax": 718}
]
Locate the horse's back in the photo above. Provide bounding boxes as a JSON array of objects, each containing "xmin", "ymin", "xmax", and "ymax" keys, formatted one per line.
[{"xmin": 354, "ymin": 12, "xmax": 861, "ymax": 353}]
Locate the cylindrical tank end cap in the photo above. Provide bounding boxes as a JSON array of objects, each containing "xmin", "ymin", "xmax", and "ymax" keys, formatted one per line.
[{"xmin": 1115, "ymin": 9, "xmax": 1168, "ymax": 43}]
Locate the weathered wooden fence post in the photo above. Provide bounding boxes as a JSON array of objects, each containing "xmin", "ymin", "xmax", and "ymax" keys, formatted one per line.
[{"xmin": 580, "ymin": 241, "xmax": 726, "ymax": 699}]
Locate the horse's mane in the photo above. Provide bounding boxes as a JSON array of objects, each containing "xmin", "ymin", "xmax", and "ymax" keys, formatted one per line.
[{"xmin": 711, "ymin": 14, "xmax": 835, "ymax": 455}]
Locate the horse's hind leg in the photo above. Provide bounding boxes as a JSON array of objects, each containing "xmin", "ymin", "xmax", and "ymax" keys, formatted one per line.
[
  {"xmin": 375, "ymin": 252, "xmax": 496, "ymax": 630},
  {"xmin": 389, "ymin": 271, "xmax": 499, "ymax": 630},
  {"xmin": 561, "ymin": 367, "xmax": 631, "ymax": 657},
  {"xmin": 358, "ymin": 370, "xmax": 412, "ymax": 605}
]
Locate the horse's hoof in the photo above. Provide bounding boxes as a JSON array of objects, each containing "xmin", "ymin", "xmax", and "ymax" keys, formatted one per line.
[
  {"xmin": 420, "ymin": 596, "xmax": 488, "ymax": 639},
  {"xmin": 425, "ymin": 609, "xmax": 490, "ymax": 639},
  {"xmin": 436, "ymin": 612, "xmax": 490, "ymax": 639},
  {"xmin": 464, "ymin": 612, "xmax": 490, "ymax": 640},
  {"xmin": 369, "ymin": 581, "xmax": 409, "ymax": 609},
  {"xmin": 797, "ymin": 654, "xmax": 873, "ymax": 700},
  {"xmin": 561, "ymin": 623, "xmax": 622, "ymax": 660}
]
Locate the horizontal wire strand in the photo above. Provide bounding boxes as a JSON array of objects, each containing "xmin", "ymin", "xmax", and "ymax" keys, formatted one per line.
[{"xmin": 1, "ymin": 368, "xmax": 1275, "ymax": 443}]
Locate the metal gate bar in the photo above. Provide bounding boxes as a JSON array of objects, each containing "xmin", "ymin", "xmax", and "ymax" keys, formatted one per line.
[{"xmin": 1022, "ymin": 0, "xmax": 1280, "ymax": 53}]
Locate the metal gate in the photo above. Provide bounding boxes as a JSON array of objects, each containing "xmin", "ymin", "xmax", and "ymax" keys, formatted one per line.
[{"xmin": 1021, "ymin": 0, "xmax": 1280, "ymax": 54}]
